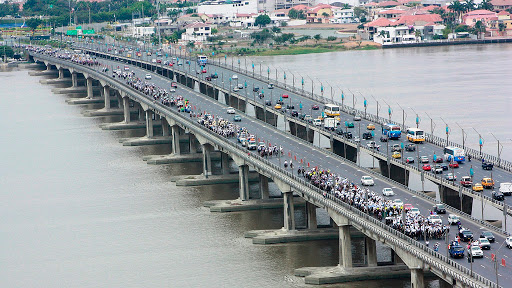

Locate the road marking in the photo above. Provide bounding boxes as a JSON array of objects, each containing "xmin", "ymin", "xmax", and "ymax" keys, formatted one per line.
[{"xmin": 480, "ymin": 265, "xmax": 486, "ymax": 268}]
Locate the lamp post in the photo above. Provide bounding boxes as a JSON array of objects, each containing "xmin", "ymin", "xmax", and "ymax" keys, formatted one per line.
[
  {"xmin": 425, "ymin": 112, "xmax": 436, "ymax": 141},
  {"xmin": 441, "ymin": 117, "xmax": 449, "ymax": 146},
  {"xmin": 371, "ymin": 95, "xmax": 381, "ymax": 124},
  {"xmin": 267, "ymin": 67, "xmax": 270, "ymax": 80},
  {"xmin": 455, "ymin": 122, "xmax": 467, "ymax": 150},
  {"xmin": 410, "ymin": 107, "xmax": 420, "ymax": 129},
  {"xmin": 472, "ymin": 127, "xmax": 484, "ymax": 158},
  {"xmin": 396, "ymin": 102, "xmax": 407, "ymax": 132},
  {"xmin": 363, "ymin": 97, "xmax": 367, "ymax": 118},
  {"xmin": 490, "ymin": 133, "xmax": 503, "ymax": 168}
]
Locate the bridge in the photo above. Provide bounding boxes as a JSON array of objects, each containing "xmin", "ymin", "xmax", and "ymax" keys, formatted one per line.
[
  {"xmin": 74, "ymin": 41, "xmax": 512, "ymax": 220},
  {"xmin": 27, "ymin": 48, "xmax": 511, "ymax": 288}
]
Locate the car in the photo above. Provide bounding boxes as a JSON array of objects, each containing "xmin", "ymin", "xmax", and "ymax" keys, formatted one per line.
[
  {"xmin": 392, "ymin": 151, "xmax": 401, "ymax": 159},
  {"xmin": 361, "ymin": 176, "xmax": 374, "ymax": 186},
  {"xmin": 276, "ymin": 99, "xmax": 284, "ymax": 105},
  {"xmin": 473, "ymin": 183, "xmax": 484, "ymax": 192},
  {"xmin": 335, "ymin": 127, "xmax": 344, "ymax": 135},
  {"xmin": 291, "ymin": 110, "xmax": 299, "ymax": 117},
  {"xmin": 393, "ymin": 199, "xmax": 404, "ymax": 207},
  {"xmin": 440, "ymin": 163, "xmax": 449, "ymax": 171},
  {"xmin": 124, "ymin": 65, "xmax": 130, "ymax": 71},
  {"xmin": 227, "ymin": 107, "xmax": 236, "ymax": 114},
  {"xmin": 237, "ymin": 83, "xmax": 244, "ymax": 89},
  {"xmin": 311, "ymin": 104, "xmax": 319, "ymax": 110},
  {"xmin": 345, "ymin": 122, "xmax": 354, "ymax": 128},
  {"xmin": 247, "ymin": 140, "xmax": 257, "ymax": 150},
  {"xmin": 145, "ymin": 74, "xmax": 152, "ymax": 80},
  {"xmin": 481, "ymin": 178, "xmax": 494, "ymax": 189},
  {"xmin": 445, "ymin": 160, "xmax": 458, "ymax": 168},
  {"xmin": 448, "ymin": 214, "xmax": 460, "ymax": 225},
  {"xmin": 343, "ymin": 131, "xmax": 353, "ymax": 139},
  {"xmin": 482, "ymin": 161, "xmax": 493, "ymax": 170},
  {"xmin": 232, "ymin": 75, "xmax": 238, "ymax": 80},
  {"xmin": 367, "ymin": 141, "xmax": 380, "ymax": 150},
  {"xmin": 362, "ymin": 132, "xmax": 373, "ymax": 140},
  {"xmin": 313, "ymin": 119, "xmax": 322, "ymax": 126},
  {"xmin": 267, "ymin": 83, "xmax": 274, "ymax": 89},
  {"xmin": 432, "ymin": 164, "xmax": 442, "ymax": 174},
  {"xmin": 274, "ymin": 104, "xmax": 282, "ymax": 110},
  {"xmin": 492, "ymin": 190, "xmax": 504, "ymax": 201},
  {"xmin": 233, "ymin": 87, "xmax": 240, "ymax": 92},
  {"xmin": 404, "ymin": 203, "xmax": 413, "ymax": 211},
  {"xmin": 480, "ymin": 231, "xmax": 495, "ymax": 243},
  {"xmin": 449, "ymin": 241, "xmax": 465, "ymax": 258},
  {"xmin": 151, "ymin": 58, "xmax": 157, "ymax": 63},
  {"xmin": 468, "ymin": 246, "xmax": 484, "ymax": 259},
  {"xmin": 428, "ymin": 214, "xmax": 442, "ymax": 224},
  {"xmin": 354, "ymin": 136, "xmax": 361, "ymax": 143},
  {"xmin": 233, "ymin": 115, "xmax": 242, "ymax": 122},
  {"xmin": 205, "ymin": 76, "xmax": 212, "ymax": 81},
  {"xmin": 265, "ymin": 100, "xmax": 272, "ymax": 106},
  {"xmin": 253, "ymin": 87, "xmax": 259, "ymax": 92},
  {"xmin": 380, "ymin": 135, "xmax": 389, "ymax": 142},
  {"xmin": 433, "ymin": 203, "xmax": 446, "ymax": 214},
  {"xmin": 445, "ymin": 173, "xmax": 456, "ymax": 181},
  {"xmin": 169, "ymin": 88, "xmax": 176, "ymax": 93},
  {"xmin": 286, "ymin": 104, "xmax": 295, "ymax": 110},
  {"xmin": 382, "ymin": 188, "xmax": 394, "ymax": 196},
  {"xmin": 459, "ymin": 229, "xmax": 474, "ymax": 242},
  {"xmin": 420, "ymin": 156, "xmax": 429, "ymax": 163},
  {"xmin": 177, "ymin": 61, "xmax": 183, "ymax": 66},
  {"xmin": 392, "ymin": 144, "xmax": 401, "ymax": 152},
  {"xmin": 156, "ymin": 59, "xmax": 162, "ymax": 63},
  {"xmin": 353, "ymin": 115, "xmax": 361, "ymax": 121},
  {"xmin": 405, "ymin": 144, "xmax": 416, "ymax": 151},
  {"xmin": 304, "ymin": 115, "xmax": 313, "ymax": 122},
  {"xmin": 506, "ymin": 236, "xmax": 512, "ymax": 248},
  {"xmin": 171, "ymin": 82, "xmax": 178, "ymax": 88},
  {"xmin": 367, "ymin": 123, "xmax": 375, "ymax": 130},
  {"xmin": 433, "ymin": 156, "xmax": 443, "ymax": 163},
  {"xmin": 460, "ymin": 176, "xmax": 472, "ymax": 187},
  {"xmin": 282, "ymin": 94, "xmax": 289, "ymax": 98},
  {"xmin": 409, "ymin": 207, "xmax": 421, "ymax": 216},
  {"xmin": 406, "ymin": 157, "xmax": 414, "ymax": 164},
  {"xmin": 422, "ymin": 164, "xmax": 431, "ymax": 171},
  {"xmin": 211, "ymin": 73, "xmax": 218, "ymax": 79}
]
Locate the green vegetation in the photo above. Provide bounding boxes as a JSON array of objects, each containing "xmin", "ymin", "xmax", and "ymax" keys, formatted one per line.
[
  {"xmin": 254, "ymin": 14, "xmax": 271, "ymax": 28},
  {"xmin": 0, "ymin": 45, "xmax": 14, "ymax": 58},
  {"xmin": 288, "ymin": 8, "xmax": 306, "ymax": 20},
  {"xmin": 0, "ymin": 1, "xmax": 19, "ymax": 17}
]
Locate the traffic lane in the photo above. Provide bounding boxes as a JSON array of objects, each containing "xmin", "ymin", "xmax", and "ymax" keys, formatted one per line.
[{"xmin": 97, "ymin": 58, "xmax": 510, "ymax": 282}]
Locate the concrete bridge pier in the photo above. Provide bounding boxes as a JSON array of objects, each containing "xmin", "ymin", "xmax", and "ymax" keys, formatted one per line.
[
  {"xmin": 283, "ymin": 191, "xmax": 296, "ymax": 231},
  {"xmin": 86, "ymin": 77, "xmax": 93, "ymax": 99},
  {"xmin": 103, "ymin": 85, "xmax": 111, "ymax": 109},
  {"xmin": 378, "ymin": 160, "xmax": 410, "ymax": 186},
  {"xmin": 305, "ymin": 201, "xmax": 317, "ymax": 230},
  {"xmin": 58, "ymin": 67, "xmax": 64, "ymax": 79},
  {"xmin": 259, "ymin": 175, "xmax": 269, "ymax": 199},
  {"xmin": 202, "ymin": 144, "xmax": 213, "ymax": 178},
  {"xmin": 171, "ymin": 125, "xmax": 181, "ymax": 155},
  {"xmin": 123, "ymin": 97, "xmax": 130, "ymax": 123},
  {"xmin": 221, "ymin": 152, "xmax": 230, "ymax": 175},
  {"xmin": 145, "ymin": 110, "xmax": 154, "ymax": 138},
  {"xmin": 338, "ymin": 224, "xmax": 353, "ymax": 268},
  {"xmin": 365, "ymin": 236, "xmax": 377, "ymax": 267},
  {"xmin": 238, "ymin": 164, "xmax": 250, "ymax": 201},
  {"xmin": 332, "ymin": 139, "xmax": 357, "ymax": 163},
  {"xmin": 439, "ymin": 184, "xmax": 473, "ymax": 214},
  {"xmin": 161, "ymin": 117, "xmax": 169, "ymax": 137},
  {"xmin": 71, "ymin": 72, "xmax": 78, "ymax": 87}
]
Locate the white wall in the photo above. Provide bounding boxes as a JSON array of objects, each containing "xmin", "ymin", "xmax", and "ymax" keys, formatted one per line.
[{"xmin": 198, "ymin": 0, "xmax": 258, "ymax": 18}]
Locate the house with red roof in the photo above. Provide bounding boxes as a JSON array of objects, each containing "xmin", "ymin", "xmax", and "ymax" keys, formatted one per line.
[
  {"xmin": 462, "ymin": 10, "xmax": 498, "ymax": 29},
  {"xmin": 306, "ymin": 4, "xmax": 333, "ymax": 23},
  {"xmin": 182, "ymin": 22, "xmax": 215, "ymax": 42},
  {"xmin": 490, "ymin": 0, "xmax": 512, "ymax": 11},
  {"xmin": 378, "ymin": 9, "xmax": 406, "ymax": 19}
]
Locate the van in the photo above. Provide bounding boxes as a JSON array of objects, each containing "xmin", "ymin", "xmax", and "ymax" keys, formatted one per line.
[
  {"xmin": 448, "ymin": 214, "xmax": 460, "ymax": 225},
  {"xmin": 499, "ymin": 182, "xmax": 512, "ymax": 196},
  {"xmin": 481, "ymin": 178, "xmax": 494, "ymax": 189},
  {"xmin": 460, "ymin": 176, "xmax": 472, "ymax": 187}
]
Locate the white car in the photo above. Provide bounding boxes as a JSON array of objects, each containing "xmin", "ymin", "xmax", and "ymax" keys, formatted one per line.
[
  {"xmin": 468, "ymin": 246, "xmax": 484, "ymax": 258},
  {"xmin": 506, "ymin": 236, "xmax": 512, "ymax": 249},
  {"xmin": 124, "ymin": 65, "xmax": 130, "ymax": 71},
  {"xmin": 428, "ymin": 214, "xmax": 442, "ymax": 224},
  {"xmin": 382, "ymin": 188, "xmax": 394, "ymax": 196},
  {"xmin": 170, "ymin": 88, "xmax": 176, "ymax": 93},
  {"xmin": 227, "ymin": 107, "xmax": 236, "ymax": 114},
  {"xmin": 233, "ymin": 87, "xmax": 240, "ymax": 92},
  {"xmin": 145, "ymin": 74, "xmax": 152, "ymax": 80},
  {"xmin": 420, "ymin": 156, "xmax": 429, "ymax": 163},
  {"xmin": 313, "ymin": 119, "xmax": 322, "ymax": 126},
  {"xmin": 232, "ymin": 75, "xmax": 238, "ymax": 80},
  {"xmin": 151, "ymin": 58, "xmax": 157, "ymax": 63},
  {"xmin": 409, "ymin": 207, "xmax": 421, "ymax": 216},
  {"xmin": 361, "ymin": 176, "xmax": 374, "ymax": 186},
  {"xmin": 447, "ymin": 214, "xmax": 460, "ymax": 225}
]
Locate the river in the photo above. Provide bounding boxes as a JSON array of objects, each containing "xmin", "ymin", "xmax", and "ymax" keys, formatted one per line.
[{"xmin": 2, "ymin": 43, "xmax": 510, "ymax": 287}]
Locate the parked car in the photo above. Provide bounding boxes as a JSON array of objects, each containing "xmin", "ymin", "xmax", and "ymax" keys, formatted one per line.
[
  {"xmin": 382, "ymin": 188, "xmax": 394, "ymax": 196},
  {"xmin": 460, "ymin": 176, "xmax": 472, "ymax": 187},
  {"xmin": 480, "ymin": 231, "xmax": 495, "ymax": 243},
  {"xmin": 380, "ymin": 135, "xmax": 389, "ymax": 142},
  {"xmin": 433, "ymin": 203, "xmax": 446, "ymax": 214},
  {"xmin": 405, "ymin": 144, "xmax": 416, "ymax": 151},
  {"xmin": 361, "ymin": 175, "xmax": 374, "ymax": 186},
  {"xmin": 492, "ymin": 190, "xmax": 505, "ymax": 201},
  {"xmin": 362, "ymin": 132, "xmax": 373, "ymax": 140},
  {"xmin": 448, "ymin": 214, "xmax": 460, "ymax": 225}
]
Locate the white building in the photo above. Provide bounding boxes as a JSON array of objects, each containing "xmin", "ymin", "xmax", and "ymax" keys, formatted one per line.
[
  {"xmin": 230, "ymin": 13, "xmax": 257, "ymax": 27},
  {"xmin": 330, "ymin": 8, "xmax": 356, "ymax": 23},
  {"xmin": 182, "ymin": 22, "xmax": 214, "ymax": 42},
  {"xmin": 372, "ymin": 26, "xmax": 416, "ymax": 45},
  {"xmin": 131, "ymin": 26, "xmax": 155, "ymax": 38},
  {"xmin": 197, "ymin": 0, "xmax": 257, "ymax": 19}
]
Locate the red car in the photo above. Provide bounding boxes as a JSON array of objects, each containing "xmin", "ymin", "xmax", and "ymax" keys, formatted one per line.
[
  {"xmin": 171, "ymin": 82, "xmax": 178, "ymax": 88},
  {"xmin": 422, "ymin": 164, "xmax": 432, "ymax": 171},
  {"xmin": 202, "ymin": 68, "xmax": 207, "ymax": 73},
  {"xmin": 282, "ymin": 94, "xmax": 289, "ymax": 98},
  {"xmin": 312, "ymin": 104, "xmax": 319, "ymax": 110},
  {"xmin": 404, "ymin": 203, "xmax": 413, "ymax": 211},
  {"xmin": 168, "ymin": 63, "xmax": 173, "ymax": 66},
  {"xmin": 449, "ymin": 162, "xmax": 459, "ymax": 168},
  {"xmin": 433, "ymin": 157, "xmax": 443, "ymax": 163}
]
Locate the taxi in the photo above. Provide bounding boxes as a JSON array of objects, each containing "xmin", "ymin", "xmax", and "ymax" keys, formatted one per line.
[
  {"xmin": 392, "ymin": 151, "xmax": 401, "ymax": 159},
  {"xmin": 274, "ymin": 104, "xmax": 282, "ymax": 109},
  {"xmin": 367, "ymin": 123, "xmax": 376, "ymax": 130},
  {"xmin": 473, "ymin": 183, "xmax": 484, "ymax": 192},
  {"xmin": 481, "ymin": 178, "xmax": 494, "ymax": 189}
]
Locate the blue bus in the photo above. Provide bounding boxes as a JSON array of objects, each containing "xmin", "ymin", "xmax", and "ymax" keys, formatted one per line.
[
  {"xmin": 197, "ymin": 55, "xmax": 208, "ymax": 66},
  {"xmin": 444, "ymin": 146, "xmax": 465, "ymax": 163},
  {"xmin": 382, "ymin": 123, "xmax": 401, "ymax": 140}
]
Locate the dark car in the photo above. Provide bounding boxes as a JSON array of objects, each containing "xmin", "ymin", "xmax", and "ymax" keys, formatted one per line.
[
  {"xmin": 253, "ymin": 87, "xmax": 260, "ymax": 92},
  {"xmin": 405, "ymin": 144, "xmax": 416, "ymax": 152},
  {"xmin": 362, "ymin": 132, "xmax": 373, "ymax": 140},
  {"xmin": 492, "ymin": 191, "xmax": 504, "ymax": 201},
  {"xmin": 480, "ymin": 231, "xmax": 495, "ymax": 243},
  {"xmin": 205, "ymin": 76, "xmax": 212, "ymax": 81},
  {"xmin": 433, "ymin": 203, "xmax": 446, "ymax": 214},
  {"xmin": 449, "ymin": 242, "xmax": 465, "ymax": 258},
  {"xmin": 482, "ymin": 161, "xmax": 493, "ymax": 170},
  {"xmin": 286, "ymin": 104, "xmax": 295, "ymax": 110},
  {"xmin": 291, "ymin": 110, "xmax": 299, "ymax": 117},
  {"xmin": 380, "ymin": 135, "xmax": 388, "ymax": 142},
  {"xmin": 459, "ymin": 229, "xmax": 474, "ymax": 242},
  {"xmin": 211, "ymin": 73, "xmax": 218, "ymax": 79},
  {"xmin": 441, "ymin": 163, "xmax": 449, "ymax": 171},
  {"xmin": 335, "ymin": 127, "xmax": 344, "ymax": 135},
  {"xmin": 433, "ymin": 157, "xmax": 443, "ymax": 163},
  {"xmin": 276, "ymin": 99, "xmax": 284, "ymax": 105},
  {"xmin": 265, "ymin": 100, "xmax": 272, "ymax": 106}
]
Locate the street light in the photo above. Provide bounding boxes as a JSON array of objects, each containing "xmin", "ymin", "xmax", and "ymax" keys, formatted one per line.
[
  {"xmin": 490, "ymin": 133, "xmax": 503, "ymax": 168},
  {"xmin": 440, "ymin": 117, "xmax": 449, "ymax": 146},
  {"xmin": 396, "ymin": 102, "xmax": 407, "ymax": 132},
  {"xmin": 425, "ymin": 112, "xmax": 436, "ymax": 141},
  {"xmin": 455, "ymin": 122, "xmax": 468, "ymax": 150},
  {"xmin": 371, "ymin": 95, "xmax": 381, "ymax": 123},
  {"xmin": 410, "ymin": 107, "xmax": 420, "ymax": 129},
  {"xmin": 472, "ymin": 127, "xmax": 483, "ymax": 157},
  {"xmin": 383, "ymin": 100, "xmax": 392, "ymax": 123}
]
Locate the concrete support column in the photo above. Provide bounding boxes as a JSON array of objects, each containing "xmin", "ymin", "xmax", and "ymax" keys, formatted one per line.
[
  {"xmin": 239, "ymin": 164, "xmax": 250, "ymax": 201},
  {"xmin": 161, "ymin": 117, "xmax": 169, "ymax": 137},
  {"xmin": 306, "ymin": 202, "xmax": 317, "ymax": 230},
  {"xmin": 86, "ymin": 77, "xmax": 93, "ymax": 99},
  {"xmin": 411, "ymin": 269, "xmax": 424, "ymax": 288},
  {"xmin": 58, "ymin": 68, "xmax": 64, "ymax": 79},
  {"xmin": 283, "ymin": 191, "xmax": 295, "ymax": 231},
  {"xmin": 171, "ymin": 126, "xmax": 181, "ymax": 155},
  {"xmin": 439, "ymin": 280, "xmax": 452, "ymax": 288},
  {"xmin": 221, "ymin": 153, "xmax": 230, "ymax": 175},
  {"xmin": 259, "ymin": 175, "xmax": 269, "ymax": 200},
  {"xmin": 339, "ymin": 225, "xmax": 352, "ymax": 268},
  {"xmin": 123, "ymin": 98, "xmax": 130, "ymax": 123},
  {"xmin": 145, "ymin": 110, "xmax": 154, "ymax": 138},
  {"xmin": 365, "ymin": 236, "xmax": 377, "ymax": 267},
  {"xmin": 71, "ymin": 72, "xmax": 78, "ymax": 87},
  {"xmin": 189, "ymin": 134, "xmax": 198, "ymax": 154},
  {"xmin": 138, "ymin": 104, "xmax": 145, "ymax": 121},
  {"xmin": 103, "ymin": 85, "xmax": 111, "ymax": 110},
  {"xmin": 202, "ymin": 144, "xmax": 212, "ymax": 178}
]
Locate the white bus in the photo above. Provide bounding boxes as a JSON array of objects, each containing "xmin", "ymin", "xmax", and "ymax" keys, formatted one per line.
[
  {"xmin": 324, "ymin": 104, "xmax": 340, "ymax": 117},
  {"xmin": 197, "ymin": 55, "xmax": 208, "ymax": 65},
  {"xmin": 406, "ymin": 128, "xmax": 425, "ymax": 143},
  {"xmin": 444, "ymin": 146, "xmax": 465, "ymax": 163}
]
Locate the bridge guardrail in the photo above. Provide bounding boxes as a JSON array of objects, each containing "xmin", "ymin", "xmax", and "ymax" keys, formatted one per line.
[
  {"xmin": 31, "ymin": 51, "xmax": 500, "ymax": 288},
  {"xmin": 75, "ymin": 45, "xmax": 512, "ymax": 219}
]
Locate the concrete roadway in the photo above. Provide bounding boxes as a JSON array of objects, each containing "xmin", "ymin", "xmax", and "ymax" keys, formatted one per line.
[
  {"xmin": 79, "ymin": 54, "xmax": 512, "ymax": 285},
  {"xmin": 78, "ymin": 42, "xmax": 512, "ymax": 210}
]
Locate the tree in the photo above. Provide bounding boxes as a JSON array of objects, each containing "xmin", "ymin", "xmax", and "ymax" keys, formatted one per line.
[
  {"xmin": 353, "ymin": 7, "xmax": 367, "ymax": 21},
  {"xmin": 313, "ymin": 33, "xmax": 321, "ymax": 43},
  {"xmin": 0, "ymin": 46, "xmax": 14, "ymax": 59},
  {"xmin": 250, "ymin": 28, "xmax": 272, "ymax": 44},
  {"xmin": 322, "ymin": 12, "xmax": 329, "ymax": 18},
  {"xmin": 499, "ymin": 23, "xmax": 506, "ymax": 35},
  {"xmin": 288, "ymin": 8, "xmax": 306, "ymax": 19},
  {"xmin": 473, "ymin": 20, "xmax": 486, "ymax": 39},
  {"xmin": 464, "ymin": 0, "xmax": 476, "ymax": 12},
  {"xmin": 26, "ymin": 18, "xmax": 42, "ymax": 35},
  {"xmin": 448, "ymin": 1, "xmax": 465, "ymax": 24},
  {"xmin": 478, "ymin": 0, "xmax": 494, "ymax": 10},
  {"xmin": 271, "ymin": 26, "xmax": 281, "ymax": 34},
  {"xmin": 254, "ymin": 14, "xmax": 271, "ymax": 27}
]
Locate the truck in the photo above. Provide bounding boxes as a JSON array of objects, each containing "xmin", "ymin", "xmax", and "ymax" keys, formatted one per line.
[
  {"xmin": 499, "ymin": 182, "xmax": 512, "ymax": 196},
  {"xmin": 324, "ymin": 117, "xmax": 337, "ymax": 130},
  {"xmin": 449, "ymin": 241, "xmax": 465, "ymax": 258}
]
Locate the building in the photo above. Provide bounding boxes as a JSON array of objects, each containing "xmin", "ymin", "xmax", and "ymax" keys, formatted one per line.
[
  {"xmin": 330, "ymin": 8, "xmax": 356, "ymax": 23},
  {"xmin": 378, "ymin": 9, "xmax": 406, "ymax": 19},
  {"xmin": 197, "ymin": 0, "xmax": 258, "ymax": 19},
  {"xmin": 373, "ymin": 25, "xmax": 416, "ymax": 44},
  {"xmin": 462, "ymin": 9, "xmax": 497, "ymax": 29},
  {"xmin": 131, "ymin": 26, "xmax": 155, "ymax": 38},
  {"xmin": 181, "ymin": 22, "xmax": 215, "ymax": 42},
  {"xmin": 306, "ymin": 3, "xmax": 333, "ymax": 23},
  {"xmin": 260, "ymin": 0, "xmax": 314, "ymax": 12},
  {"xmin": 230, "ymin": 13, "xmax": 258, "ymax": 27},
  {"xmin": 490, "ymin": 0, "xmax": 512, "ymax": 11}
]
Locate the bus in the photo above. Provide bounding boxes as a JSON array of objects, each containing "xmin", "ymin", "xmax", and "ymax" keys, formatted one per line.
[
  {"xmin": 197, "ymin": 55, "xmax": 208, "ymax": 66},
  {"xmin": 382, "ymin": 123, "xmax": 401, "ymax": 140},
  {"xmin": 444, "ymin": 146, "xmax": 465, "ymax": 163},
  {"xmin": 324, "ymin": 104, "xmax": 340, "ymax": 117},
  {"xmin": 406, "ymin": 128, "xmax": 425, "ymax": 143}
]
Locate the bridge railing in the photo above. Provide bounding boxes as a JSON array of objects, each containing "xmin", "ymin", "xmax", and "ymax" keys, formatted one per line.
[
  {"xmin": 74, "ymin": 45, "xmax": 512, "ymax": 218},
  {"xmin": 33, "ymin": 51, "xmax": 499, "ymax": 288}
]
